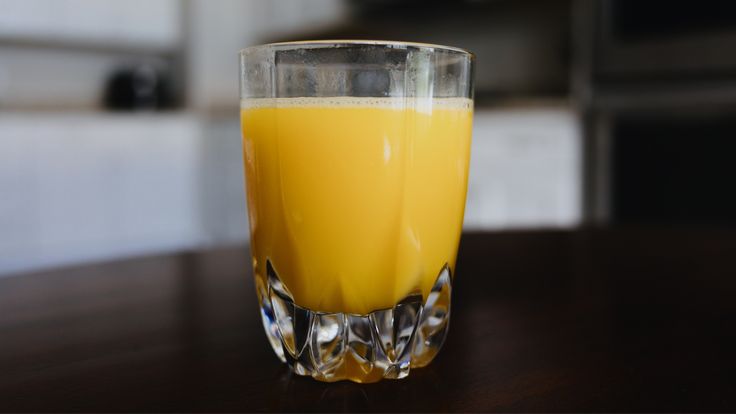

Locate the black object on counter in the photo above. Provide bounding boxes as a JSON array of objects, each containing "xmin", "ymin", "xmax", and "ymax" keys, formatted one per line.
[{"xmin": 103, "ymin": 63, "xmax": 174, "ymax": 111}]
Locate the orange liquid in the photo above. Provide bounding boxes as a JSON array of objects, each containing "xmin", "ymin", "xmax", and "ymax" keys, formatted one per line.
[{"xmin": 241, "ymin": 97, "xmax": 472, "ymax": 315}]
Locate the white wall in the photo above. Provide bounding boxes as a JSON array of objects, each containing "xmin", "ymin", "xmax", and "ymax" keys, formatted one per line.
[
  {"xmin": 186, "ymin": 0, "xmax": 348, "ymax": 111},
  {"xmin": 0, "ymin": 0, "xmax": 181, "ymax": 49}
]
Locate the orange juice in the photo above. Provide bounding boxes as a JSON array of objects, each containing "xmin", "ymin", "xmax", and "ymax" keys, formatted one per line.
[{"xmin": 241, "ymin": 97, "xmax": 472, "ymax": 315}]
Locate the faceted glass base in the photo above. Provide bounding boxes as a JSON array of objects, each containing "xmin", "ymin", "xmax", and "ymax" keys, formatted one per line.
[{"xmin": 255, "ymin": 261, "xmax": 453, "ymax": 383}]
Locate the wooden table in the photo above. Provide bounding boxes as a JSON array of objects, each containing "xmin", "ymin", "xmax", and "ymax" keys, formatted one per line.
[{"xmin": 2, "ymin": 230, "xmax": 735, "ymax": 412}]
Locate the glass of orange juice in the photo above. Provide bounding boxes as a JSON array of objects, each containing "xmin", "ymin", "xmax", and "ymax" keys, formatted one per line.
[{"xmin": 239, "ymin": 41, "xmax": 474, "ymax": 383}]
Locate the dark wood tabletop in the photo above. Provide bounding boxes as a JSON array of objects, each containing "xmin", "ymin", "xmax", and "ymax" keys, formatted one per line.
[{"xmin": 2, "ymin": 229, "xmax": 735, "ymax": 412}]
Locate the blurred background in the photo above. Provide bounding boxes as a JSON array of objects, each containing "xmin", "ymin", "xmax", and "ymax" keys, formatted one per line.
[{"xmin": 2, "ymin": 0, "xmax": 735, "ymax": 276}]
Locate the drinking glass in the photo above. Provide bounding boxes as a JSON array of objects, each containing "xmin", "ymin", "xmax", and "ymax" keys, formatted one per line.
[{"xmin": 239, "ymin": 40, "xmax": 474, "ymax": 383}]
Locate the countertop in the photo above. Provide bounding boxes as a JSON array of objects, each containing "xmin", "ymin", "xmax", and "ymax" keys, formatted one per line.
[{"xmin": 1, "ymin": 229, "xmax": 735, "ymax": 412}]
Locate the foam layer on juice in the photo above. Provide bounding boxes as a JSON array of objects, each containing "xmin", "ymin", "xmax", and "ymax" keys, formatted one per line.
[
  {"xmin": 241, "ymin": 97, "xmax": 472, "ymax": 314},
  {"xmin": 241, "ymin": 96, "xmax": 473, "ymax": 111}
]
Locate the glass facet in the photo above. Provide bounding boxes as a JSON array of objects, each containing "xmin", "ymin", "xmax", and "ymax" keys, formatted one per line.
[{"xmin": 239, "ymin": 40, "xmax": 474, "ymax": 383}]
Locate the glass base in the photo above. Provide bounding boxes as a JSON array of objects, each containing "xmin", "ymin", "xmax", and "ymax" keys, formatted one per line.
[{"xmin": 255, "ymin": 261, "xmax": 452, "ymax": 383}]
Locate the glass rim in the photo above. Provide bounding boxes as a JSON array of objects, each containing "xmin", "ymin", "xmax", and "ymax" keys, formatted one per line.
[{"xmin": 239, "ymin": 39, "xmax": 474, "ymax": 59}]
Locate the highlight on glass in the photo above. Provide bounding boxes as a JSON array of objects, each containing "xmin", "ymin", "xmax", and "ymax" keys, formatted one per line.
[{"xmin": 239, "ymin": 40, "xmax": 474, "ymax": 383}]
